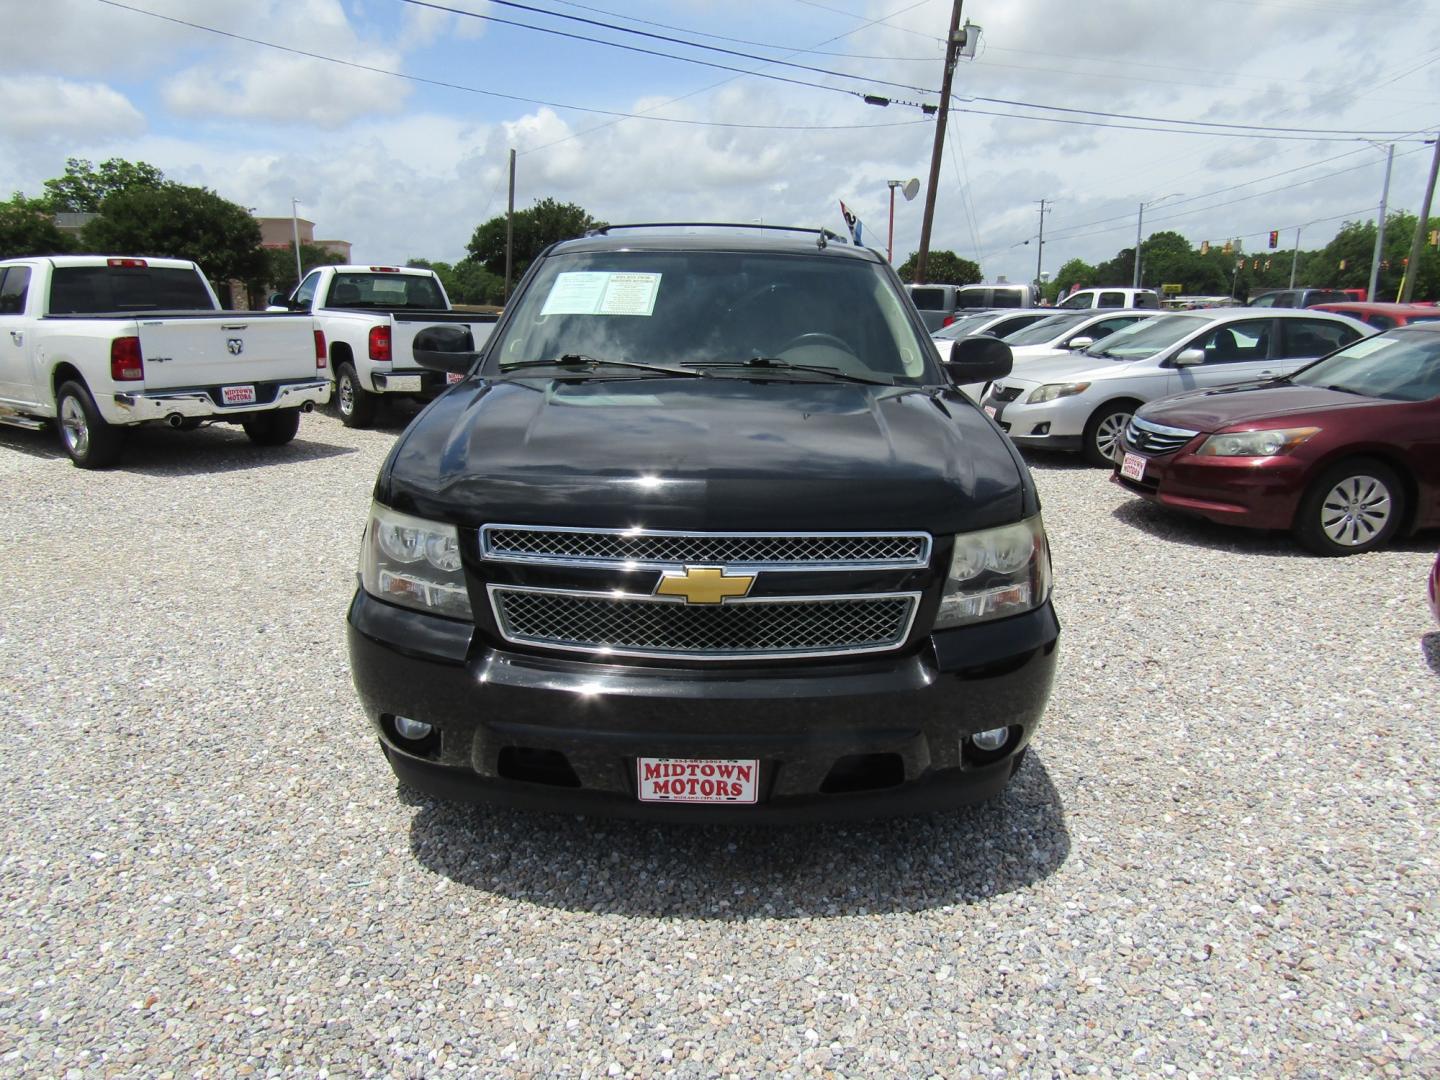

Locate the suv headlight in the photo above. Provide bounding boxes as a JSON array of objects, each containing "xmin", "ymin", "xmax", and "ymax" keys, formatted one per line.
[
  {"xmin": 359, "ymin": 502, "xmax": 472, "ymax": 619},
  {"xmin": 934, "ymin": 515, "xmax": 1051, "ymax": 629},
  {"xmin": 1195, "ymin": 427, "xmax": 1319, "ymax": 457},
  {"xmin": 1027, "ymin": 382, "xmax": 1091, "ymax": 404}
]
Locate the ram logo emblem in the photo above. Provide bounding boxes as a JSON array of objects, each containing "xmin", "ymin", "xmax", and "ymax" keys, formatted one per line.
[{"xmin": 226, "ymin": 338, "xmax": 244, "ymax": 356}]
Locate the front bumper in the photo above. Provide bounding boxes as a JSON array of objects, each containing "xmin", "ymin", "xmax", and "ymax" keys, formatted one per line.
[
  {"xmin": 347, "ymin": 589, "xmax": 1060, "ymax": 822},
  {"xmin": 109, "ymin": 379, "xmax": 330, "ymax": 424},
  {"xmin": 1111, "ymin": 447, "xmax": 1304, "ymax": 530},
  {"xmin": 981, "ymin": 386, "xmax": 1088, "ymax": 451}
]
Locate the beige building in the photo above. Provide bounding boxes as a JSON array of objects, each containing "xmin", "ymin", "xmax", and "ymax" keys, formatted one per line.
[{"xmin": 256, "ymin": 216, "xmax": 352, "ymax": 262}]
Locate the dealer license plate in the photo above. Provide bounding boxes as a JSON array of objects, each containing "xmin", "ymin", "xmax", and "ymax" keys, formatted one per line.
[
  {"xmin": 1121, "ymin": 452, "xmax": 1147, "ymax": 481},
  {"xmin": 387, "ymin": 375, "xmax": 422, "ymax": 393},
  {"xmin": 221, "ymin": 385, "xmax": 256, "ymax": 405},
  {"xmin": 446, "ymin": 372, "xmax": 464, "ymax": 385},
  {"xmin": 636, "ymin": 758, "xmax": 759, "ymax": 804},
  {"xmin": 983, "ymin": 405, "xmax": 998, "ymax": 419}
]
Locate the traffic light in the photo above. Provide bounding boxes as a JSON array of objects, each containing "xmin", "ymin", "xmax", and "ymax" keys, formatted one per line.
[
  {"xmin": 1429, "ymin": 229, "xmax": 1439, "ymax": 247},
  {"xmin": 1268, "ymin": 230, "xmax": 1279, "ymax": 249}
]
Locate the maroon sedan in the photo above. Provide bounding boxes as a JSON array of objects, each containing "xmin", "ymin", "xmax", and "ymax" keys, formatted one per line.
[
  {"xmin": 1112, "ymin": 322, "xmax": 1440, "ymax": 555},
  {"xmin": 1430, "ymin": 553, "xmax": 1440, "ymax": 624}
]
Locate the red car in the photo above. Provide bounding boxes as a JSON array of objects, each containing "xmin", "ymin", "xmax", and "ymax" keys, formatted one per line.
[
  {"xmin": 1312, "ymin": 301, "xmax": 1440, "ymax": 331},
  {"xmin": 1113, "ymin": 321, "xmax": 1440, "ymax": 555}
]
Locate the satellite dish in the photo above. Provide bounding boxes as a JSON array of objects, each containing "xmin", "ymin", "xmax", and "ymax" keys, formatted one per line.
[{"xmin": 902, "ymin": 178, "xmax": 920, "ymax": 201}]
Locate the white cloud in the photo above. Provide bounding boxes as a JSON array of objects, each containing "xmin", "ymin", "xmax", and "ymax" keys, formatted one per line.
[
  {"xmin": 0, "ymin": 76, "xmax": 145, "ymax": 140},
  {"xmin": 162, "ymin": 50, "xmax": 408, "ymax": 126}
]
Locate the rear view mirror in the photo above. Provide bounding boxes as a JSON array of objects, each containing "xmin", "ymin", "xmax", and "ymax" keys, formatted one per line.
[
  {"xmin": 943, "ymin": 335, "xmax": 1012, "ymax": 385},
  {"xmin": 1173, "ymin": 348, "xmax": 1205, "ymax": 367},
  {"xmin": 414, "ymin": 325, "xmax": 479, "ymax": 374}
]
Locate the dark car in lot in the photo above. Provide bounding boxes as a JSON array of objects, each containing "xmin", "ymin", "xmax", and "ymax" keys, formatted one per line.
[
  {"xmin": 1248, "ymin": 287, "xmax": 1352, "ymax": 309},
  {"xmin": 347, "ymin": 224, "xmax": 1060, "ymax": 821},
  {"xmin": 1113, "ymin": 322, "xmax": 1440, "ymax": 555}
]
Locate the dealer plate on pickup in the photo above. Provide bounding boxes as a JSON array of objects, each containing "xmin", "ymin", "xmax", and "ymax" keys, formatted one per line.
[
  {"xmin": 386, "ymin": 375, "xmax": 423, "ymax": 393},
  {"xmin": 637, "ymin": 758, "xmax": 759, "ymax": 804},
  {"xmin": 1120, "ymin": 452, "xmax": 1147, "ymax": 482},
  {"xmin": 221, "ymin": 385, "xmax": 256, "ymax": 405}
]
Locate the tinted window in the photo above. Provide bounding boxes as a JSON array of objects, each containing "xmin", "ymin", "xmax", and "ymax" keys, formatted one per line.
[
  {"xmin": 1088, "ymin": 315, "xmax": 1145, "ymax": 340},
  {"xmin": 48, "ymin": 265, "xmax": 215, "ymax": 314},
  {"xmin": 1278, "ymin": 318, "xmax": 1360, "ymax": 359},
  {"xmin": 932, "ymin": 312, "xmax": 999, "ymax": 340},
  {"xmin": 1098, "ymin": 292, "xmax": 1126, "ymax": 308},
  {"xmin": 489, "ymin": 250, "xmax": 933, "ymax": 383},
  {"xmin": 1134, "ymin": 292, "xmax": 1161, "ymax": 308},
  {"xmin": 0, "ymin": 267, "xmax": 30, "ymax": 315},
  {"xmin": 954, "ymin": 290, "xmax": 993, "ymax": 309},
  {"xmin": 1087, "ymin": 313, "xmax": 1209, "ymax": 359},
  {"xmin": 1194, "ymin": 319, "xmax": 1271, "ymax": 363},
  {"xmin": 988, "ymin": 313, "xmax": 1048, "ymax": 337},
  {"xmin": 293, "ymin": 271, "xmax": 322, "ymax": 309},
  {"xmin": 1249, "ymin": 292, "xmax": 1282, "ymax": 308},
  {"xmin": 908, "ymin": 287, "xmax": 947, "ymax": 311},
  {"xmin": 1002, "ymin": 312, "xmax": 1091, "ymax": 345},
  {"xmin": 1056, "ymin": 292, "xmax": 1091, "ymax": 309},
  {"xmin": 990, "ymin": 291, "xmax": 1022, "ymax": 308},
  {"xmin": 1365, "ymin": 314, "xmax": 1396, "ymax": 330},
  {"xmin": 1292, "ymin": 331, "xmax": 1440, "ymax": 401},
  {"xmin": 327, "ymin": 272, "xmax": 445, "ymax": 309}
]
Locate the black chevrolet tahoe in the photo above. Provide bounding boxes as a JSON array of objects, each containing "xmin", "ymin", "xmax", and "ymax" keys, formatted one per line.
[{"xmin": 346, "ymin": 224, "xmax": 1060, "ymax": 822}]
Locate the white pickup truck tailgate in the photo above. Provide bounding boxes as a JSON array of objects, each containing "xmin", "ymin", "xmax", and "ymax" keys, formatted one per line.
[{"xmin": 136, "ymin": 316, "xmax": 313, "ymax": 391}]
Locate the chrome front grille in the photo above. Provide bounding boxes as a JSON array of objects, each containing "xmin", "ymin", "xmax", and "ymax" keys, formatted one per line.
[
  {"xmin": 481, "ymin": 526, "xmax": 930, "ymax": 570},
  {"xmin": 990, "ymin": 385, "xmax": 1023, "ymax": 403},
  {"xmin": 489, "ymin": 586, "xmax": 920, "ymax": 661},
  {"xmin": 1125, "ymin": 416, "xmax": 1199, "ymax": 455}
]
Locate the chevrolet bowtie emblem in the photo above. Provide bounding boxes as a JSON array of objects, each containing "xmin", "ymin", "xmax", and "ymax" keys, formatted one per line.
[{"xmin": 654, "ymin": 566, "xmax": 755, "ymax": 605}]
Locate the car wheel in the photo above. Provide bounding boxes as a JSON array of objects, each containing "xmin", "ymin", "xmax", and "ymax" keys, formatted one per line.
[
  {"xmin": 242, "ymin": 408, "xmax": 301, "ymax": 446},
  {"xmin": 335, "ymin": 362, "xmax": 376, "ymax": 428},
  {"xmin": 56, "ymin": 380, "xmax": 125, "ymax": 469},
  {"xmin": 1082, "ymin": 401, "xmax": 1137, "ymax": 468},
  {"xmin": 1294, "ymin": 459, "xmax": 1405, "ymax": 556}
]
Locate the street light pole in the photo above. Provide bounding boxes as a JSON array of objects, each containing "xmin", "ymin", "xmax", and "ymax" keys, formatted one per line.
[
  {"xmin": 1035, "ymin": 199, "xmax": 1049, "ymax": 287},
  {"xmin": 290, "ymin": 198, "xmax": 303, "ymax": 284},
  {"xmin": 888, "ymin": 181, "xmax": 900, "ymax": 264},
  {"xmin": 1366, "ymin": 143, "xmax": 1395, "ymax": 303}
]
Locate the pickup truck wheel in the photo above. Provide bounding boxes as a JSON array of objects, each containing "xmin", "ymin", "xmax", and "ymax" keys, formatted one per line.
[
  {"xmin": 1082, "ymin": 401, "xmax": 1138, "ymax": 468},
  {"xmin": 1293, "ymin": 458, "xmax": 1404, "ymax": 556},
  {"xmin": 56, "ymin": 381, "xmax": 125, "ymax": 469},
  {"xmin": 335, "ymin": 363, "xmax": 376, "ymax": 428},
  {"xmin": 242, "ymin": 408, "xmax": 301, "ymax": 447}
]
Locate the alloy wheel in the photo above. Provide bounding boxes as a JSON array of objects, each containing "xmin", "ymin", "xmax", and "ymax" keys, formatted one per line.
[{"xmin": 60, "ymin": 395, "xmax": 90, "ymax": 457}]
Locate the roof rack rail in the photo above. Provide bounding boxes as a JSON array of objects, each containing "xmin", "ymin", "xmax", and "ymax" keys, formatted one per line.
[{"xmin": 585, "ymin": 222, "xmax": 846, "ymax": 248}]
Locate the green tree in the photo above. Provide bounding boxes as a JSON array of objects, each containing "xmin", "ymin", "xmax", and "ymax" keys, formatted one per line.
[
  {"xmin": 0, "ymin": 194, "xmax": 74, "ymax": 259},
  {"xmin": 80, "ymin": 182, "xmax": 265, "ymax": 284},
  {"xmin": 410, "ymin": 258, "xmax": 506, "ymax": 305},
  {"xmin": 265, "ymin": 243, "xmax": 347, "ymax": 296},
  {"xmin": 895, "ymin": 250, "xmax": 981, "ymax": 286},
  {"xmin": 466, "ymin": 198, "xmax": 603, "ymax": 283},
  {"xmin": 1050, "ymin": 257, "xmax": 1096, "ymax": 300},
  {"xmin": 41, "ymin": 157, "xmax": 166, "ymax": 212}
]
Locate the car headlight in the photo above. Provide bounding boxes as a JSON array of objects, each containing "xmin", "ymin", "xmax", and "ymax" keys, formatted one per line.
[
  {"xmin": 934, "ymin": 515, "xmax": 1051, "ymax": 629},
  {"xmin": 1027, "ymin": 382, "xmax": 1091, "ymax": 404},
  {"xmin": 1195, "ymin": 427, "xmax": 1319, "ymax": 458},
  {"xmin": 359, "ymin": 502, "xmax": 472, "ymax": 619}
]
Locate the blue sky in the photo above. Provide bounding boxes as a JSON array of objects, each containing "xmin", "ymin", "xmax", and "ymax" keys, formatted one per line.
[{"xmin": 5, "ymin": 0, "xmax": 1439, "ymax": 283}]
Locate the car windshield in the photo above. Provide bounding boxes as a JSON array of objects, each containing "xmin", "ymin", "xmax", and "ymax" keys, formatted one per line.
[
  {"xmin": 1084, "ymin": 313, "xmax": 1209, "ymax": 359},
  {"xmin": 486, "ymin": 249, "xmax": 935, "ymax": 384},
  {"xmin": 1001, "ymin": 312, "xmax": 1091, "ymax": 346},
  {"xmin": 933, "ymin": 313, "xmax": 999, "ymax": 340},
  {"xmin": 1290, "ymin": 331, "xmax": 1440, "ymax": 402}
]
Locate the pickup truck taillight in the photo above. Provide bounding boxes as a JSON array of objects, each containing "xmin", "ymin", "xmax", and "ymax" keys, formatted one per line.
[
  {"xmin": 110, "ymin": 336, "xmax": 144, "ymax": 381},
  {"xmin": 941, "ymin": 314, "xmax": 957, "ymax": 328},
  {"xmin": 315, "ymin": 329, "xmax": 327, "ymax": 369},
  {"xmin": 369, "ymin": 325, "xmax": 392, "ymax": 363}
]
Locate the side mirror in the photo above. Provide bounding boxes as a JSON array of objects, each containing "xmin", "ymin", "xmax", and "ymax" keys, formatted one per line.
[
  {"xmin": 268, "ymin": 292, "xmax": 293, "ymax": 309},
  {"xmin": 943, "ymin": 335, "xmax": 1012, "ymax": 385},
  {"xmin": 1173, "ymin": 348, "xmax": 1205, "ymax": 367},
  {"xmin": 1067, "ymin": 335, "xmax": 1094, "ymax": 350},
  {"xmin": 414, "ymin": 325, "xmax": 479, "ymax": 374}
]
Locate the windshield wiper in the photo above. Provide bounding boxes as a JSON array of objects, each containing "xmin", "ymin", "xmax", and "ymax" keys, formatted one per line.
[
  {"xmin": 689, "ymin": 357, "xmax": 894, "ymax": 386},
  {"xmin": 500, "ymin": 354, "xmax": 708, "ymax": 378}
]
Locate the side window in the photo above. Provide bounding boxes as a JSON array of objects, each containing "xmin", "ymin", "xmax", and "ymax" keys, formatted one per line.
[
  {"xmin": 1279, "ymin": 319, "xmax": 1360, "ymax": 359},
  {"xmin": 1194, "ymin": 319, "xmax": 1271, "ymax": 363},
  {"xmin": 1365, "ymin": 314, "xmax": 1396, "ymax": 330},
  {"xmin": 0, "ymin": 267, "xmax": 31, "ymax": 316},
  {"xmin": 992, "ymin": 291, "xmax": 1021, "ymax": 308},
  {"xmin": 1249, "ymin": 293, "xmax": 1277, "ymax": 308},
  {"xmin": 293, "ymin": 271, "xmax": 322, "ymax": 309},
  {"xmin": 1056, "ymin": 292, "xmax": 1090, "ymax": 309},
  {"xmin": 1135, "ymin": 292, "xmax": 1161, "ymax": 309},
  {"xmin": 1098, "ymin": 291, "xmax": 1125, "ymax": 307},
  {"xmin": 1090, "ymin": 316, "xmax": 1140, "ymax": 340},
  {"xmin": 908, "ymin": 287, "xmax": 945, "ymax": 311}
]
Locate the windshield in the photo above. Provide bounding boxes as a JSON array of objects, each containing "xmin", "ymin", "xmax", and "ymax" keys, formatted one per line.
[
  {"xmin": 1291, "ymin": 331, "xmax": 1440, "ymax": 401},
  {"xmin": 486, "ymin": 249, "xmax": 935, "ymax": 383},
  {"xmin": 933, "ymin": 312, "xmax": 999, "ymax": 340},
  {"xmin": 327, "ymin": 272, "xmax": 445, "ymax": 309},
  {"xmin": 1001, "ymin": 312, "xmax": 1091, "ymax": 346},
  {"xmin": 1085, "ymin": 313, "xmax": 1209, "ymax": 359}
]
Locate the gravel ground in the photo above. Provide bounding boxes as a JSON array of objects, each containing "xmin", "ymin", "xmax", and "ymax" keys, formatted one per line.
[{"xmin": 0, "ymin": 407, "xmax": 1436, "ymax": 1078}]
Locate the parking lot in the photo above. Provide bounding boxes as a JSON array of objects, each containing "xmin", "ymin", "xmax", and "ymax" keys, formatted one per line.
[{"xmin": 0, "ymin": 409, "xmax": 1436, "ymax": 1077}]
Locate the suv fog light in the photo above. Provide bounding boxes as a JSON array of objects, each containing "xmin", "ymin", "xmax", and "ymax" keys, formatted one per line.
[
  {"xmin": 393, "ymin": 715, "xmax": 433, "ymax": 741},
  {"xmin": 970, "ymin": 727, "xmax": 1010, "ymax": 752}
]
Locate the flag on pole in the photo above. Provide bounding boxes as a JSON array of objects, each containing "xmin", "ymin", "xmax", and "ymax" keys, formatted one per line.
[{"xmin": 839, "ymin": 201, "xmax": 863, "ymax": 245}]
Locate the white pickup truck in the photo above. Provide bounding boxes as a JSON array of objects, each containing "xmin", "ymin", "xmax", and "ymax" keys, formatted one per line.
[
  {"xmin": 0, "ymin": 255, "xmax": 329, "ymax": 468},
  {"xmin": 270, "ymin": 264, "xmax": 496, "ymax": 428}
]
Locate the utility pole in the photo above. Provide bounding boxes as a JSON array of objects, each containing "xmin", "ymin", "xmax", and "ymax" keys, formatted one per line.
[
  {"xmin": 504, "ymin": 148, "xmax": 516, "ymax": 303},
  {"xmin": 1366, "ymin": 143, "xmax": 1395, "ymax": 303},
  {"xmin": 1288, "ymin": 225, "xmax": 1302, "ymax": 288},
  {"xmin": 914, "ymin": 0, "xmax": 964, "ymax": 284},
  {"xmin": 1133, "ymin": 201, "xmax": 1145, "ymax": 289},
  {"xmin": 1034, "ymin": 199, "xmax": 1049, "ymax": 287},
  {"xmin": 1400, "ymin": 134, "xmax": 1440, "ymax": 303}
]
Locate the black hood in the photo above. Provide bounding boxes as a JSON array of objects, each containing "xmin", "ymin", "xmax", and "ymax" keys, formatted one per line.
[{"xmin": 381, "ymin": 377, "xmax": 1028, "ymax": 534}]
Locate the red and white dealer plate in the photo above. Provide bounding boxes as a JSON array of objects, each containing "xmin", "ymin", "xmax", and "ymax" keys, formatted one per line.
[
  {"xmin": 636, "ymin": 758, "xmax": 759, "ymax": 804},
  {"xmin": 221, "ymin": 384, "xmax": 257, "ymax": 405},
  {"xmin": 1120, "ymin": 452, "xmax": 1147, "ymax": 482}
]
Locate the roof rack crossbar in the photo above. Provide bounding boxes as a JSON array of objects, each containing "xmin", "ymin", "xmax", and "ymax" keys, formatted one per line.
[{"xmin": 586, "ymin": 222, "xmax": 847, "ymax": 246}]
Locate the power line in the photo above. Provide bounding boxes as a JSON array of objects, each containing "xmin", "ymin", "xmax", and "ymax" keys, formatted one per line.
[
  {"xmin": 91, "ymin": 0, "xmax": 933, "ymax": 131},
  {"xmin": 949, "ymin": 104, "xmax": 1431, "ymax": 143}
]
